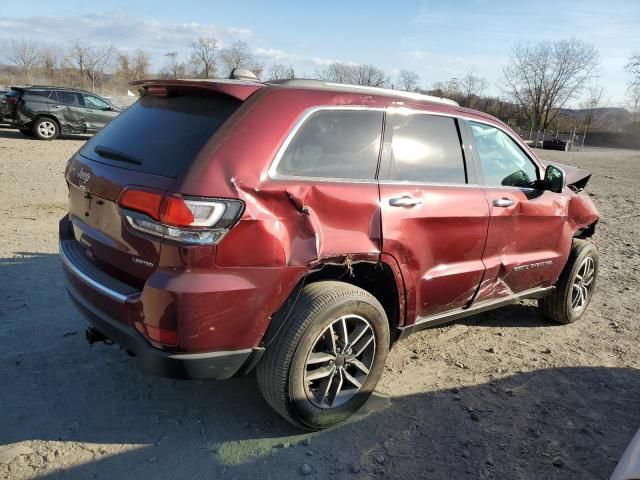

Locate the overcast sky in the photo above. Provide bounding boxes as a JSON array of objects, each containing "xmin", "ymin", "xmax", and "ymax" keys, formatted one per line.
[{"xmin": 0, "ymin": 0, "xmax": 638, "ymax": 105}]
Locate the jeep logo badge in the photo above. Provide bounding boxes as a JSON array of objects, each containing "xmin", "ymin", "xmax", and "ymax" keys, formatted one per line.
[{"xmin": 77, "ymin": 167, "xmax": 91, "ymax": 184}]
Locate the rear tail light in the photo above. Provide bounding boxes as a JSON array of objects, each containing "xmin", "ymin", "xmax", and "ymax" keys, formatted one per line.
[{"xmin": 117, "ymin": 187, "xmax": 244, "ymax": 245}]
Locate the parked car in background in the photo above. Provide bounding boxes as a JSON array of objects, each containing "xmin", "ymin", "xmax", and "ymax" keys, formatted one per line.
[
  {"xmin": 3, "ymin": 86, "xmax": 121, "ymax": 140},
  {"xmin": 0, "ymin": 87, "xmax": 10, "ymax": 123},
  {"xmin": 543, "ymin": 138, "xmax": 571, "ymax": 151},
  {"xmin": 60, "ymin": 77, "xmax": 600, "ymax": 429}
]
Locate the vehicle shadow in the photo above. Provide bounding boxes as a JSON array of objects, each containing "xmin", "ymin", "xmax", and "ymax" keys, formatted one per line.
[
  {"xmin": 0, "ymin": 127, "xmax": 90, "ymax": 141},
  {"xmin": 459, "ymin": 302, "xmax": 560, "ymax": 329},
  {"xmin": 1, "ymin": 253, "xmax": 637, "ymax": 479}
]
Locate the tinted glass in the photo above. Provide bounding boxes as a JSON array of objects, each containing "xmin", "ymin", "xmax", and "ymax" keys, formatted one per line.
[
  {"xmin": 84, "ymin": 94, "xmax": 109, "ymax": 110},
  {"xmin": 469, "ymin": 122, "xmax": 538, "ymax": 188},
  {"xmin": 79, "ymin": 94, "xmax": 241, "ymax": 178},
  {"xmin": 389, "ymin": 114, "xmax": 466, "ymax": 184},
  {"xmin": 57, "ymin": 91, "xmax": 83, "ymax": 106},
  {"xmin": 276, "ymin": 110, "xmax": 383, "ymax": 179},
  {"xmin": 27, "ymin": 90, "xmax": 52, "ymax": 98}
]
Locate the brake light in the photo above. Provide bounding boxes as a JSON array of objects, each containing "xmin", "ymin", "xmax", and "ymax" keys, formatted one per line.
[
  {"xmin": 117, "ymin": 187, "xmax": 244, "ymax": 245},
  {"xmin": 160, "ymin": 195, "xmax": 195, "ymax": 226},
  {"xmin": 145, "ymin": 86, "xmax": 168, "ymax": 97},
  {"xmin": 119, "ymin": 189, "xmax": 163, "ymax": 220}
]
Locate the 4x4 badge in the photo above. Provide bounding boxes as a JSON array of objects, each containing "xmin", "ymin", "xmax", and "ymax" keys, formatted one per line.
[{"xmin": 77, "ymin": 168, "xmax": 91, "ymax": 184}]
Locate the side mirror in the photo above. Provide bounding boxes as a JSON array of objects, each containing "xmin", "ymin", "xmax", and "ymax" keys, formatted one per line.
[{"xmin": 543, "ymin": 164, "xmax": 565, "ymax": 193}]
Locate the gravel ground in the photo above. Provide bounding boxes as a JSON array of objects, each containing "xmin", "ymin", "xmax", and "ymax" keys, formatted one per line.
[{"xmin": 0, "ymin": 126, "xmax": 639, "ymax": 480}]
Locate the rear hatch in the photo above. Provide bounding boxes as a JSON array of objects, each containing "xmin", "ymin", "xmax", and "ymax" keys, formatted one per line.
[
  {"xmin": 65, "ymin": 82, "xmax": 259, "ymax": 287},
  {"xmin": 1, "ymin": 89, "xmax": 21, "ymax": 120}
]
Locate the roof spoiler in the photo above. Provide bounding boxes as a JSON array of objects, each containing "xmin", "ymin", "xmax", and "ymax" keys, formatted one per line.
[{"xmin": 130, "ymin": 79, "xmax": 263, "ymax": 102}]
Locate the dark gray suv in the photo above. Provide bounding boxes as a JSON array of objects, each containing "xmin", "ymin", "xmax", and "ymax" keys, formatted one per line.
[{"xmin": 3, "ymin": 86, "xmax": 121, "ymax": 140}]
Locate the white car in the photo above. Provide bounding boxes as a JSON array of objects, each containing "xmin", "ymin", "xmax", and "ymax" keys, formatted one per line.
[{"xmin": 611, "ymin": 429, "xmax": 640, "ymax": 480}]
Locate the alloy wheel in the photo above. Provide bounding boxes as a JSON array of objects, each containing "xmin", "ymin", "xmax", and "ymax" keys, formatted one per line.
[
  {"xmin": 38, "ymin": 121, "xmax": 56, "ymax": 138},
  {"xmin": 303, "ymin": 314, "xmax": 376, "ymax": 409},
  {"xmin": 571, "ymin": 256, "xmax": 595, "ymax": 312}
]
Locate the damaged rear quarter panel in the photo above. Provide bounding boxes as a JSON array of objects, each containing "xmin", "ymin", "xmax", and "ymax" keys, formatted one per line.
[{"xmin": 169, "ymin": 89, "xmax": 387, "ymax": 349}]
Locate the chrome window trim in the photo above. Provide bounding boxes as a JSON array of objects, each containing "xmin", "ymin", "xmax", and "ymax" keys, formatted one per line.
[
  {"xmin": 378, "ymin": 180, "xmax": 481, "ymax": 188},
  {"xmin": 266, "ymin": 105, "xmax": 541, "ymax": 185},
  {"xmin": 59, "ymin": 242, "xmax": 132, "ymax": 303},
  {"xmin": 465, "ymin": 118, "xmax": 543, "ymax": 179},
  {"xmin": 267, "ymin": 106, "xmax": 385, "ymax": 182}
]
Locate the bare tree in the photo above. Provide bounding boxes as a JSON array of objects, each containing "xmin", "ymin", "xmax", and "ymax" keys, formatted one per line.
[
  {"xmin": 351, "ymin": 64, "xmax": 388, "ymax": 87},
  {"xmin": 190, "ymin": 37, "xmax": 217, "ymax": 78},
  {"xmin": 219, "ymin": 41, "xmax": 263, "ymax": 78},
  {"xmin": 459, "ymin": 69, "xmax": 488, "ymax": 108},
  {"xmin": 161, "ymin": 51, "xmax": 187, "ymax": 79},
  {"xmin": 115, "ymin": 51, "xmax": 132, "ymax": 84},
  {"xmin": 315, "ymin": 62, "xmax": 388, "ymax": 87},
  {"xmin": 70, "ymin": 41, "xmax": 114, "ymax": 91},
  {"xmin": 315, "ymin": 62, "xmax": 355, "ymax": 83},
  {"xmin": 580, "ymin": 84, "xmax": 605, "ymax": 133},
  {"xmin": 7, "ymin": 39, "xmax": 41, "ymax": 82},
  {"xmin": 430, "ymin": 78, "xmax": 462, "ymax": 102},
  {"xmin": 116, "ymin": 49, "xmax": 151, "ymax": 84},
  {"xmin": 625, "ymin": 51, "xmax": 640, "ymax": 123},
  {"xmin": 502, "ymin": 39, "xmax": 600, "ymax": 131},
  {"xmin": 40, "ymin": 45, "xmax": 64, "ymax": 84},
  {"xmin": 626, "ymin": 50, "xmax": 640, "ymax": 84},
  {"xmin": 267, "ymin": 63, "xmax": 295, "ymax": 80},
  {"xmin": 397, "ymin": 70, "xmax": 420, "ymax": 91},
  {"xmin": 627, "ymin": 84, "xmax": 640, "ymax": 124},
  {"xmin": 131, "ymin": 50, "xmax": 150, "ymax": 81}
]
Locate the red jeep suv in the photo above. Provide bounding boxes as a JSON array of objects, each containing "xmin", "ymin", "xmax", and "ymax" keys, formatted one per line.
[{"xmin": 60, "ymin": 78, "xmax": 599, "ymax": 429}]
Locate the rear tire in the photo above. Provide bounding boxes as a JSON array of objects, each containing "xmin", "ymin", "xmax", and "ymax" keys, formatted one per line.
[
  {"xmin": 32, "ymin": 117, "xmax": 59, "ymax": 140},
  {"xmin": 257, "ymin": 281, "xmax": 390, "ymax": 430},
  {"xmin": 539, "ymin": 239, "xmax": 598, "ymax": 324}
]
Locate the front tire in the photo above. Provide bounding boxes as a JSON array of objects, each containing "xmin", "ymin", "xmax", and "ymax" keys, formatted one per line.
[
  {"xmin": 32, "ymin": 117, "xmax": 59, "ymax": 140},
  {"xmin": 257, "ymin": 281, "xmax": 390, "ymax": 430},
  {"xmin": 539, "ymin": 239, "xmax": 598, "ymax": 324}
]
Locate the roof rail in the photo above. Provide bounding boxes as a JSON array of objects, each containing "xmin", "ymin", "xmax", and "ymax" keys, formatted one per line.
[{"xmin": 266, "ymin": 78, "xmax": 459, "ymax": 106}]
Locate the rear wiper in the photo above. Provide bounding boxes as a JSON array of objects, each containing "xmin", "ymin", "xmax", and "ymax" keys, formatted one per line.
[{"xmin": 94, "ymin": 145, "xmax": 142, "ymax": 165}]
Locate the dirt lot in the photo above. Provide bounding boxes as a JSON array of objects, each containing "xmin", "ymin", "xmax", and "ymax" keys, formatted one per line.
[{"xmin": 0, "ymin": 126, "xmax": 638, "ymax": 480}]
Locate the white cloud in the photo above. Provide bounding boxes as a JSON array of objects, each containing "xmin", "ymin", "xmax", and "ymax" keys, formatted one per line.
[{"xmin": 0, "ymin": 11, "xmax": 254, "ymax": 68}]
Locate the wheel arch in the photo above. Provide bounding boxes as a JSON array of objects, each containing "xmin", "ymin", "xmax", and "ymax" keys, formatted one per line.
[{"xmin": 260, "ymin": 257, "xmax": 406, "ymax": 350}]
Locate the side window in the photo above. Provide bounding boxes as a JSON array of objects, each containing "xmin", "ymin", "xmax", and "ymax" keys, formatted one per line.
[
  {"xmin": 388, "ymin": 114, "xmax": 466, "ymax": 184},
  {"xmin": 57, "ymin": 91, "xmax": 84, "ymax": 106},
  {"xmin": 276, "ymin": 109, "xmax": 383, "ymax": 179},
  {"xmin": 84, "ymin": 94, "xmax": 110, "ymax": 110},
  {"xmin": 28, "ymin": 90, "xmax": 52, "ymax": 98},
  {"xmin": 469, "ymin": 122, "xmax": 538, "ymax": 188}
]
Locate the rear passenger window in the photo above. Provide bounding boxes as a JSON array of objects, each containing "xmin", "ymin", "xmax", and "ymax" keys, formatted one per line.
[
  {"xmin": 276, "ymin": 109, "xmax": 383, "ymax": 179},
  {"xmin": 57, "ymin": 91, "xmax": 83, "ymax": 106},
  {"xmin": 29, "ymin": 90, "xmax": 52, "ymax": 98},
  {"xmin": 389, "ymin": 114, "xmax": 466, "ymax": 184}
]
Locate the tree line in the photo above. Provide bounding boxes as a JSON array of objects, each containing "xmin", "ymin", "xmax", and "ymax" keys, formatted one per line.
[{"xmin": 2, "ymin": 36, "xmax": 639, "ymax": 134}]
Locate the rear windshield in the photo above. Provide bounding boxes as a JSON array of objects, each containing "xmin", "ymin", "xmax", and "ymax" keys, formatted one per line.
[{"xmin": 79, "ymin": 94, "xmax": 241, "ymax": 178}]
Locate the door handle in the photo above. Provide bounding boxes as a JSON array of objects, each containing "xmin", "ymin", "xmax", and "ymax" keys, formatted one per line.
[
  {"xmin": 493, "ymin": 198, "xmax": 515, "ymax": 208},
  {"xmin": 389, "ymin": 196, "xmax": 422, "ymax": 207}
]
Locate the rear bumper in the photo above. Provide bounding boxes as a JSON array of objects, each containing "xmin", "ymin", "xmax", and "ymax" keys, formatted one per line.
[
  {"xmin": 60, "ymin": 238, "xmax": 263, "ymax": 380},
  {"xmin": 64, "ymin": 279, "xmax": 261, "ymax": 379}
]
